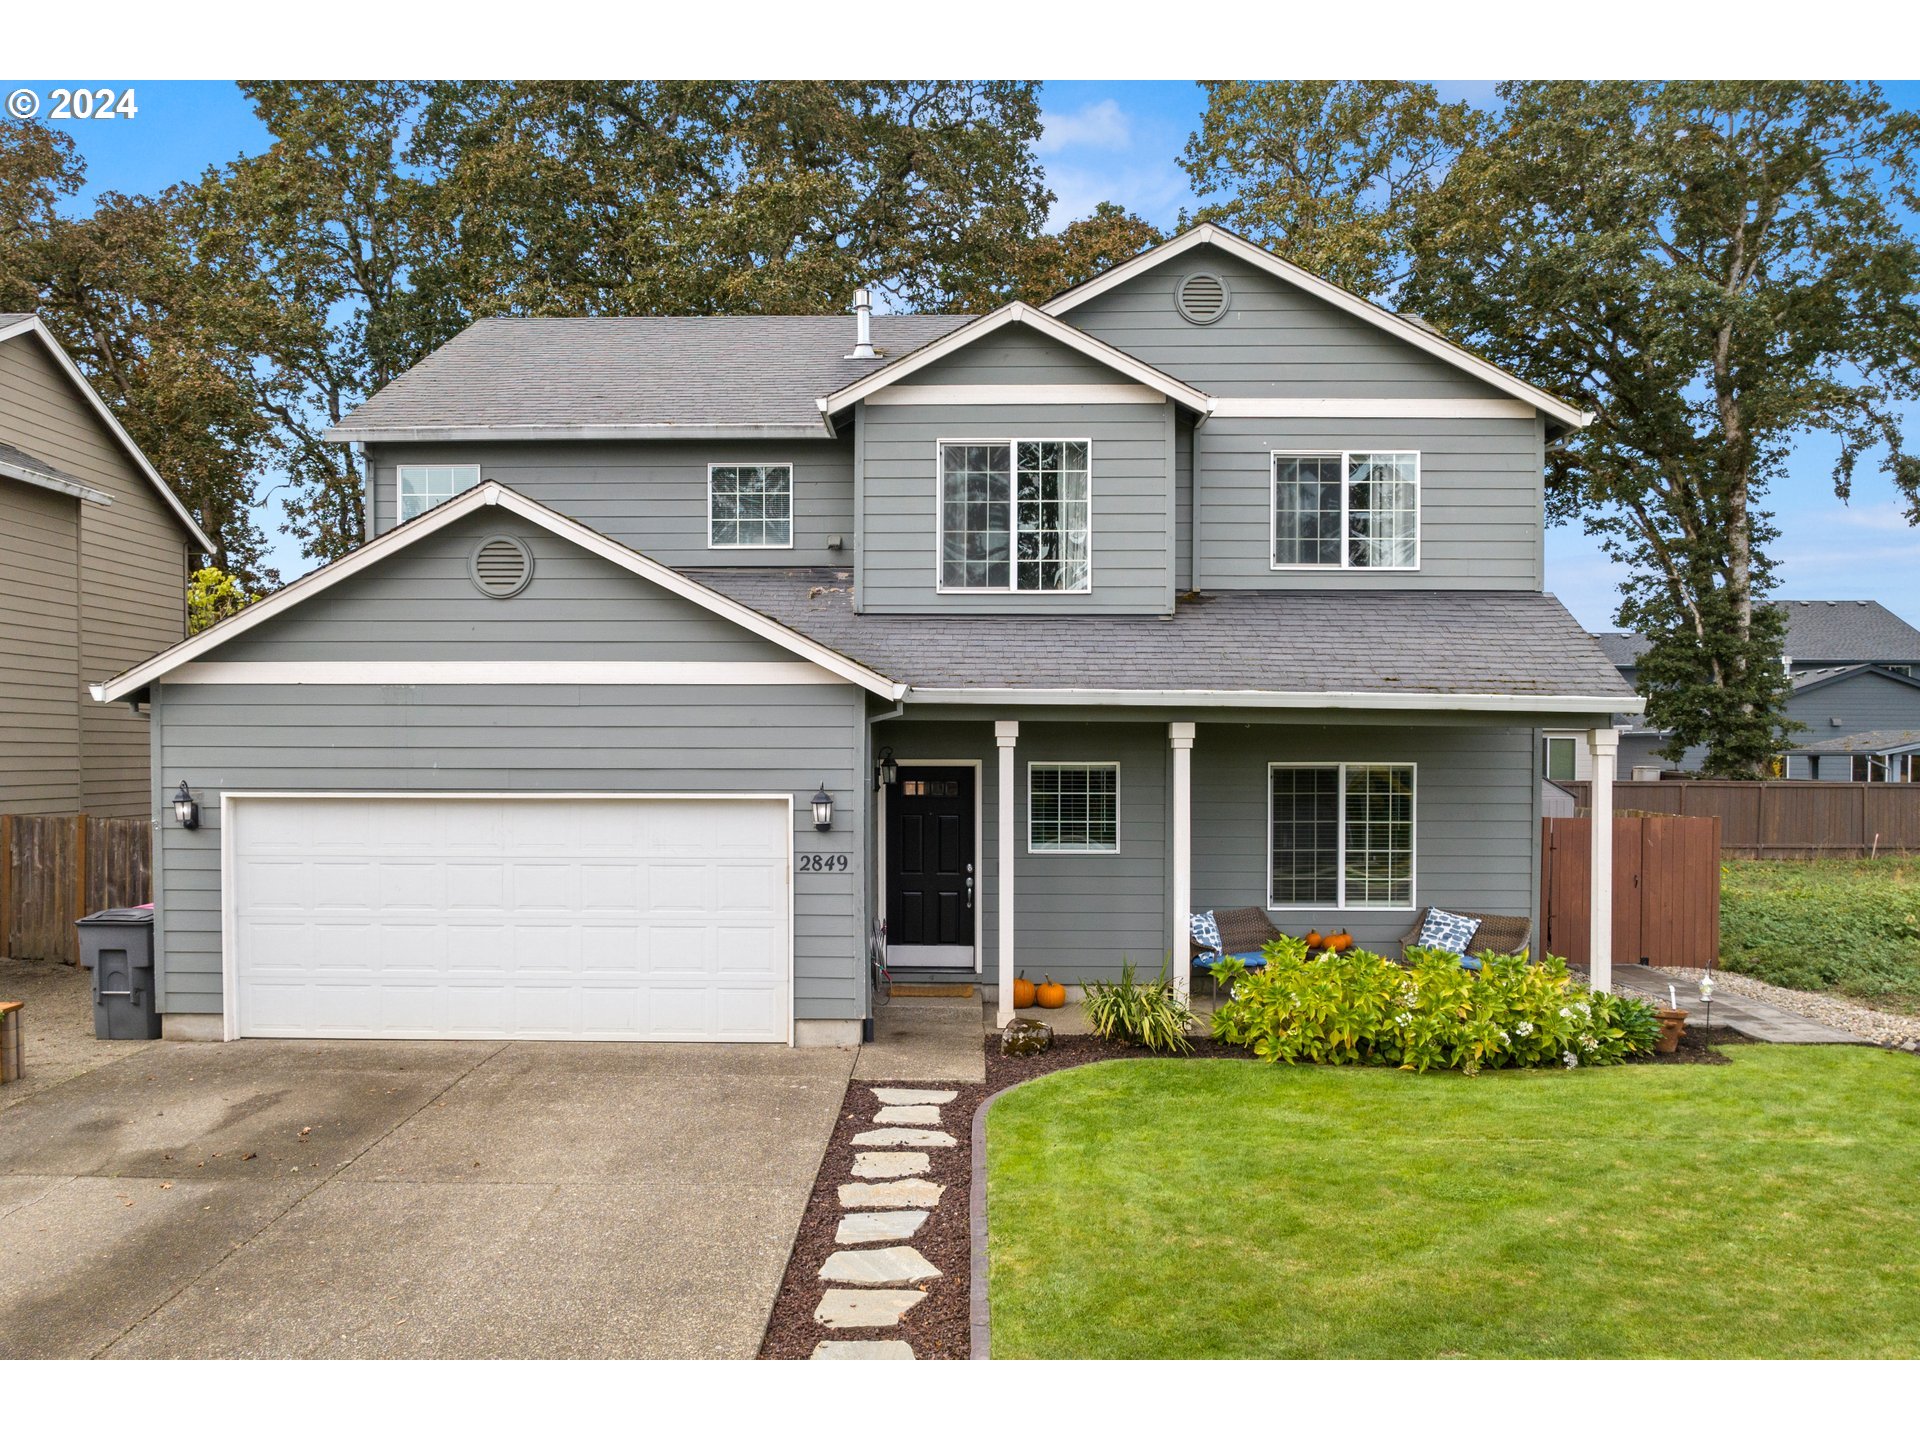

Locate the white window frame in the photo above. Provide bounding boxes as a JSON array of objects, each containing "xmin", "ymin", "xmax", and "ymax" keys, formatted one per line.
[
  {"xmin": 1543, "ymin": 734, "xmax": 1579, "ymax": 783},
  {"xmin": 934, "ymin": 437, "xmax": 1095, "ymax": 595},
  {"xmin": 397, "ymin": 464, "xmax": 481, "ymax": 523},
  {"xmin": 1026, "ymin": 761, "xmax": 1121, "ymax": 854},
  {"xmin": 1269, "ymin": 450, "xmax": 1421, "ymax": 572},
  {"xmin": 1265, "ymin": 761, "xmax": 1417, "ymax": 912},
  {"xmin": 706, "ymin": 461, "xmax": 795, "ymax": 550}
]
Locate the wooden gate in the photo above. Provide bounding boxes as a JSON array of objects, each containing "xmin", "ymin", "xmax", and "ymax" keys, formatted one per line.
[
  {"xmin": 0, "ymin": 815, "xmax": 152, "ymax": 965},
  {"xmin": 1540, "ymin": 814, "xmax": 1721, "ymax": 968}
]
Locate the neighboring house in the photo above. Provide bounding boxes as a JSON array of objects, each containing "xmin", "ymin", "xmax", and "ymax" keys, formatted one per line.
[
  {"xmin": 1586, "ymin": 601, "xmax": 1920, "ymax": 779},
  {"xmin": 0, "ymin": 314, "xmax": 214, "ymax": 818},
  {"xmin": 92, "ymin": 224, "xmax": 1639, "ymax": 1046}
]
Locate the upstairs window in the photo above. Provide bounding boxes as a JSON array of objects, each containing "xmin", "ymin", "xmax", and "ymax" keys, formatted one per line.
[
  {"xmin": 1272, "ymin": 451, "xmax": 1419, "ymax": 570},
  {"xmin": 708, "ymin": 464, "xmax": 792, "ymax": 548},
  {"xmin": 939, "ymin": 440, "xmax": 1091, "ymax": 592},
  {"xmin": 398, "ymin": 464, "xmax": 481, "ymax": 522}
]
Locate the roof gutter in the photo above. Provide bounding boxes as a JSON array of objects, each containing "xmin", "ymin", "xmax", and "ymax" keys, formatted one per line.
[
  {"xmin": 323, "ymin": 422, "xmax": 837, "ymax": 444},
  {"xmin": 902, "ymin": 688, "xmax": 1645, "ymax": 716}
]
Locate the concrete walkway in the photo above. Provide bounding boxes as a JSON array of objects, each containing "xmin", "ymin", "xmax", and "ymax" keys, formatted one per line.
[
  {"xmin": 1609, "ymin": 965, "xmax": 1873, "ymax": 1045},
  {"xmin": 856, "ymin": 996, "xmax": 986, "ymax": 1083}
]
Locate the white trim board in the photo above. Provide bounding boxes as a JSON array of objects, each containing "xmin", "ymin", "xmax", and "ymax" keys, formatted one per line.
[
  {"xmin": 0, "ymin": 315, "xmax": 217, "ymax": 551},
  {"xmin": 1210, "ymin": 397, "xmax": 1536, "ymax": 420},
  {"xmin": 93, "ymin": 481, "xmax": 906, "ymax": 703},
  {"xmin": 865, "ymin": 384, "xmax": 1164, "ymax": 407},
  {"xmin": 877, "ymin": 758, "xmax": 985, "ymax": 975},
  {"xmin": 161, "ymin": 661, "xmax": 847, "ymax": 687},
  {"xmin": 818, "ymin": 303, "xmax": 1211, "ymax": 417},
  {"xmin": 1038, "ymin": 224, "xmax": 1593, "ymax": 433},
  {"xmin": 904, "ymin": 688, "xmax": 1646, "ymax": 715},
  {"xmin": 326, "ymin": 421, "xmax": 833, "ymax": 443}
]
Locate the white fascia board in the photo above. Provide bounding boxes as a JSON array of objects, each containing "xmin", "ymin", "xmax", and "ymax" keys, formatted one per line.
[
  {"xmin": 1209, "ymin": 397, "xmax": 1537, "ymax": 420},
  {"xmin": 817, "ymin": 303, "xmax": 1211, "ymax": 416},
  {"xmin": 864, "ymin": 384, "xmax": 1166, "ymax": 407},
  {"xmin": 92, "ymin": 482, "xmax": 905, "ymax": 704},
  {"xmin": 159, "ymin": 660, "xmax": 846, "ymax": 686},
  {"xmin": 1039, "ymin": 225, "xmax": 1593, "ymax": 432},
  {"xmin": 0, "ymin": 455, "xmax": 113, "ymax": 505},
  {"xmin": 0, "ymin": 316, "xmax": 217, "ymax": 551},
  {"xmin": 905, "ymin": 687, "xmax": 1646, "ymax": 715},
  {"xmin": 323, "ymin": 422, "xmax": 834, "ymax": 443}
]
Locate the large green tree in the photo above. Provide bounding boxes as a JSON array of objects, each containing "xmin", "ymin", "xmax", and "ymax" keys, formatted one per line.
[
  {"xmin": 1404, "ymin": 81, "xmax": 1920, "ymax": 775},
  {"xmin": 1181, "ymin": 80, "xmax": 1477, "ymax": 301}
]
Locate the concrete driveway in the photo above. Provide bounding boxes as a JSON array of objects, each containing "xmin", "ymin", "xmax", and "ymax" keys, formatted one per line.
[{"xmin": 0, "ymin": 1027, "xmax": 853, "ymax": 1358}]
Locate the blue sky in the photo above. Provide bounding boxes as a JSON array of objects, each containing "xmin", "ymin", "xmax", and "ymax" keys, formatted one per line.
[{"xmin": 9, "ymin": 77, "xmax": 1918, "ymax": 633}]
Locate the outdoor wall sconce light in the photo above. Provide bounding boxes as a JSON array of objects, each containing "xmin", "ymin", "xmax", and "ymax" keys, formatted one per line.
[
  {"xmin": 874, "ymin": 747, "xmax": 899, "ymax": 790},
  {"xmin": 173, "ymin": 781, "xmax": 200, "ymax": 830},
  {"xmin": 812, "ymin": 784, "xmax": 834, "ymax": 832}
]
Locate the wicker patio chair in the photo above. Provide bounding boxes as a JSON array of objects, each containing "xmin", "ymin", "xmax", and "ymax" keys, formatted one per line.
[
  {"xmin": 1398, "ymin": 908, "xmax": 1532, "ymax": 967},
  {"xmin": 1190, "ymin": 906, "xmax": 1288, "ymax": 999}
]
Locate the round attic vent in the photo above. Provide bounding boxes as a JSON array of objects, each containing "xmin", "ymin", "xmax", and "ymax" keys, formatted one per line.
[
  {"xmin": 1175, "ymin": 270, "xmax": 1230, "ymax": 325},
  {"xmin": 469, "ymin": 535, "xmax": 533, "ymax": 598}
]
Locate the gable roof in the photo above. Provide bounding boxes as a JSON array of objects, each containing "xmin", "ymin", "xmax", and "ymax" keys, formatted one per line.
[
  {"xmin": 92, "ymin": 483, "xmax": 905, "ymax": 704},
  {"xmin": 816, "ymin": 303, "xmax": 1212, "ymax": 417},
  {"xmin": 1594, "ymin": 632, "xmax": 1651, "ymax": 668},
  {"xmin": 0, "ymin": 314, "xmax": 216, "ymax": 551},
  {"xmin": 1790, "ymin": 663, "xmax": 1920, "ymax": 697},
  {"xmin": 1777, "ymin": 600, "xmax": 1920, "ymax": 665},
  {"xmin": 1039, "ymin": 223, "xmax": 1593, "ymax": 432},
  {"xmin": 1791, "ymin": 726, "xmax": 1920, "ymax": 755},
  {"xmin": 326, "ymin": 314, "xmax": 972, "ymax": 443}
]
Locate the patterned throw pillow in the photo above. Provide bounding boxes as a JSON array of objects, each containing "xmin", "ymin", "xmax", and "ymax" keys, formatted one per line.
[
  {"xmin": 1190, "ymin": 909, "xmax": 1222, "ymax": 957},
  {"xmin": 1416, "ymin": 907, "xmax": 1482, "ymax": 957}
]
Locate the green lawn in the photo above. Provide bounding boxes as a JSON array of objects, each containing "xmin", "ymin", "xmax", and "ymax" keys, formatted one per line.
[
  {"xmin": 1722, "ymin": 857, "xmax": 1920, "ymax": 1011},
  {"xmin": 985, "ymin": 1047, "xmax": 1920, "ymax": 1358}
]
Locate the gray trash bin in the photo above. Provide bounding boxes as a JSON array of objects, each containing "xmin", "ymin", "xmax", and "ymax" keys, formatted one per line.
[{"xmin": 76, "ymin": 907, "xmax": 160, "ymax": 1040}]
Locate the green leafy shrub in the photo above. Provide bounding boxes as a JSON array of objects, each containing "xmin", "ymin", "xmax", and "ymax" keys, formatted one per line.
[
  {"xmin": 1081, "ymin": 962, "xmax": 1195, "ymax": 1054},
  {"xmin": 1208, "ymin": 937, "xmax": 1659, "ymax": 1074},
  {"xmin": 1721, "ymin": 858, "xmax": 1920, "ymax": 1012}
]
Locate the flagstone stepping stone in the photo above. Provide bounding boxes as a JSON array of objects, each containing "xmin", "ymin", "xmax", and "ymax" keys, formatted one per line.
[
  {"xmin": 870, "ymin": 1087, "xmax": 957, "ymax": 1105},
  {"xmin": 851, "ymin": 1150, "xmax": 929, "ymax": 1179},
  {"xmin": 812, "ymin": 1340, "xmax": 916, "ymax": 1360},
  {"xmin": 873, "ymin": 1104, "xmax": 942, "ymax": 1125},
  {"xmin": 819, "ymin": 1245, "xmax": 941, "ymax": 1285},
  {"xmin": 815, "ymin": 1288, "xmax": 926, "ymax": 1329},
  {"xmin": 853, "ymin": 1127, "xmax": 954, "ymax": 1148},
  {"xmin": 834, "ymin": 1209, "xmax": 930, "ymax": 1245},
  {"xmin": 838, "ymin": 1178, "xmax": 944, "ymax": 1209}
]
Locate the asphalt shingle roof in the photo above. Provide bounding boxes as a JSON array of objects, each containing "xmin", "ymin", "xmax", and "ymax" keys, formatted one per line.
[
  {"xmin": 330, "ymin": 314, "xmax": 972, "ymax": 436},
  {"xmin": 1792, "ymin": 727, "xmax": 1920, "ymax": 754},
  {"xmin": 0, "ymin": 439, "xmax": 89, "ymax": 489},
  {"xmin": 1594, "ymin": 632, "xmax": 1651, "ymax": 668},
  {"xmin": 1598, "ymin": 602, "xmax": 1920, "ymax": 673},
  {"xmin": 692, "ymin": 569, "xmax": 1637, "ymax": 700}
]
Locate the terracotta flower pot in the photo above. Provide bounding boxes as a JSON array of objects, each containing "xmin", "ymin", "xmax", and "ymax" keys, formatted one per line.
[{"xmin": 1655, "ymin": 1007, "xmax": 1689, "ymax": 1055}]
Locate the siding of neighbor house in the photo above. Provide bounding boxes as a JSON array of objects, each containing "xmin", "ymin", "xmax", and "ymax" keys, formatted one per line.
[
  {"xmin": 1791, "ymin": 670, "xmax": 1920, "ymax": 779},
  {"xmin": 148, "ymin": 507, "xmax": 867, "ymax": 1021},
  {"xmin": 877, "ymin": 715, "xmax": 1540, "ymax": 983},
  {"xmin": 366, "ymin": 436, "xmax": 858, "ymax": 566},
  {"xmin": 0, "ymin": 482, "xmax": 82, "ymax": 812},
  {"xmin": 0, "ymin": 330, "xmax": 192, "ymax": 817}
]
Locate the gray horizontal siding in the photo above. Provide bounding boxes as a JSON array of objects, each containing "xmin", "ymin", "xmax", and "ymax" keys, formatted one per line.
[
  {"xmin": 907, "ymin": 325, "xmax": 1131, "ymax": 386},
  {"xmin": 0, "ymin": 482, "xmax": 81, "ymax": 813},
  {"xmin": 152, "ymin": 682, "xmax": 866, "ymax": 1020},
  {"xmin": 1062, "ymin": 249, "xmax": 1508, "ymax": 399},
  {"xmin": 367, "ymin": 437, "xmax": 857, "ymax": 567},
  {"xmin": 858, "ymin": 400, "xmax": 1175, "ymax": 615},
  {"xmin": 1194, "ymin": 415, "xmax": 1547, "ymax": 590}
]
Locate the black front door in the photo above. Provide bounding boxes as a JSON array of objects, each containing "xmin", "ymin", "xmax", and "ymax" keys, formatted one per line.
[{"xmin": 885, "ymin": 766, "xmax": 975, "ymax": 957}]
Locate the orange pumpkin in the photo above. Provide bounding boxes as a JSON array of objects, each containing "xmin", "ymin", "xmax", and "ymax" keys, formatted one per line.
[
  {"xmin": 1012, "ymin": 974, "xmax": 1038, "ymax": 1009},
  {"xmin": 1036, "ymin": 975, "xmax": 1068, "ymax": 1009},
  {"xmin": 1331, "ymin": 932, "xmax": 1354, "ymax": 953},
  {"xmin": 1305, "ymin": 930, "xmax": 1323, "ymax": 949}
]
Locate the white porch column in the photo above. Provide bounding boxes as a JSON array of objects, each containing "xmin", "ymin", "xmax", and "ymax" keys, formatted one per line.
[
  {"xmin": 994, "ymin": 720, "xmax": 1019, "ymax": 1028},
  {"xmin": 1588, "ymin": 726, "xmax": 1620, "ymax": 993},
  {"xmin": 1169, "ymin": 722, "xmax": 1195, "ymax": 1005}
]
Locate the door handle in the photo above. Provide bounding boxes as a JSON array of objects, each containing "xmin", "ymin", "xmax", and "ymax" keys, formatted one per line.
[{"xmin": 966, "ymin": 863, "xmax": 974, "ymax": 908}]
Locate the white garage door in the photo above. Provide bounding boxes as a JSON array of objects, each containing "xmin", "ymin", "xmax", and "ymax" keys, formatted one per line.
[{"xmin": 228, "ymin": 795, "xmax": 791, "ymax": 1042}]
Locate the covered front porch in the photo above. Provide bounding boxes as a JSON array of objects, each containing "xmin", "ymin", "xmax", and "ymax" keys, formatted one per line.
[{"xmin": 866, "ymin": 707, "xmax": 1625, "ymax": 1027}]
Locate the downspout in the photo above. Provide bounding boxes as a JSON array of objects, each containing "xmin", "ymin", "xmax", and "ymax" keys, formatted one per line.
[{"xmin": 863, "ymin": 695, "xmax": 906, "ymax": 1040}]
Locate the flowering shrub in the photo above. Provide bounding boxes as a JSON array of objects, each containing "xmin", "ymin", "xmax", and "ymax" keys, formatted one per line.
[{"xmin": 1208, "ymin": 937, "xmax": 1659, "ymax": 1074}]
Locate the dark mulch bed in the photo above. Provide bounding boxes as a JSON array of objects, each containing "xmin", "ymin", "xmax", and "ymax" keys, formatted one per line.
[{"xmin": 758, "ymin": 1022, "xmax": 1756, "ymax": 1357}]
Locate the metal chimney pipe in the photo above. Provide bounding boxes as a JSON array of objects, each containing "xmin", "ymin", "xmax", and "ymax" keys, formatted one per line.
[{"xmin": 848, "ymin": 288, "xmax": 876, "ymax": 359}]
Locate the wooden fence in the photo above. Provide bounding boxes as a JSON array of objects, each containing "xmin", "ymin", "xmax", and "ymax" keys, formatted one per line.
[
  {"xmin": 0, "ymin": 815, "xmax": 152, "ymax": 966},
  {"xmin": 1557, "ymin": 779, "xmax": 1920, "ymax": 859},
  {"xmin": 1540, "ymin": 814, "xmax": 1721, "ymax": 969}
]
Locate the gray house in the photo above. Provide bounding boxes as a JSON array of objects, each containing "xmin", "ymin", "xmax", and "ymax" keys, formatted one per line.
[
  {"xmin": 92, "ymin": 224, "xmax": 1639, "ymax": 1045},
  {"xmin": 1, "ymin": 314, "xmax": 214, "ymax": 818},
  {"xmin": 1590, "ymin": 601, "xmax": 1920, "ymax": 779}
]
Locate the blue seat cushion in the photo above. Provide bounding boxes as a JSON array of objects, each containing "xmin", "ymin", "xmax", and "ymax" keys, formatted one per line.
[{"xmin": 1195, "ymin": 949, "xmax": 1268, "ymax": 972}]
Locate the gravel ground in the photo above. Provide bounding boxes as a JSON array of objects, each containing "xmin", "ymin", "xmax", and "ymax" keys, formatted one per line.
[{"xmin": 1657, "ymin": 967, "xmax": 1920, "ymax": 1051}]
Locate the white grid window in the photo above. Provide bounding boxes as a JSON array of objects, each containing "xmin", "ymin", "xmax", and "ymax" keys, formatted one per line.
[
  {"xmin": 1269, "ymin": 763, "xmax": 1415, "ymax": 910},
  {"xmin": 709, "ymin": 464, "xmax": 792, "ymax": 547},
  {"xmin": 1029, "ymin": 763, "xmax": 1119, "ymax": 852},
  {"xmin": 941, "ymin": 440, "xmax": 1090, "ymax": 592},
  {"xmin": 397, "ymin": 465, "xmax": 481, "ymax": 522},
  {"xmin": 1272, "ymin": 451, "xmax": 1419, "ymax": 570}
]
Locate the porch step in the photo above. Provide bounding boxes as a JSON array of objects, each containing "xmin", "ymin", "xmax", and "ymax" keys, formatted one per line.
[{"xmin": 888, "ymin": 982, "xmax": 977, "ymax": 998}]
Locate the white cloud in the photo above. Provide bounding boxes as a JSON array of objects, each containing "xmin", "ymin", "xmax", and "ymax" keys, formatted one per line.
[{"xmin": 1038, "ymin": 99, "xmax": 1133, "ymax": 156}]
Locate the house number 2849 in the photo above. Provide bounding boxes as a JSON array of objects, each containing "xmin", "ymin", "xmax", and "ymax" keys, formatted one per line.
[{"xmin": 797, "ymin": 854, "xmax": 849, "ymax": 872}]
